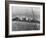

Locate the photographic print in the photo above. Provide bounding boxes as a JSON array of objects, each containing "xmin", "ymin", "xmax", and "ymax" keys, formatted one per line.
[
  {"xmin": 5, "ymin": 1, "xmax": 45, "ymax": 37},
  {"xmin": 12, "ymin": 5, "xmax": 40, "ymax": 31}
]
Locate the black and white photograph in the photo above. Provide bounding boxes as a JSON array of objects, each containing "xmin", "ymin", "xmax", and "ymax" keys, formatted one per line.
[
  {"xmin": 12, "ymin": 5, "xmax": 40, "ymax": 31},
  {"xmin": 5, "ymin": 1, "xmax": 45, "ymax": 37},
  {"xmin": 9, "ymin": 4, "xmax": 43, "ymax": 35}
]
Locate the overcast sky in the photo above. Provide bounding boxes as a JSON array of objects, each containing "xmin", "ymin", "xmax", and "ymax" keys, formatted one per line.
[{"xmin": 12, "ymin": 6, "xmax": 40, "ymax": 18}]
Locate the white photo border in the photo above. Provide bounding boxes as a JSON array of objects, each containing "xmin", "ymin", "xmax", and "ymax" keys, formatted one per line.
[{"xmin": 9, "ymin": 4, "xmax": 43, "ymax": 35}]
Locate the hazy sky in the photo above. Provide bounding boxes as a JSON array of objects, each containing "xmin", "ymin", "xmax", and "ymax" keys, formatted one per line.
[{"xmin": 12, "ymin": 6, "xmax": 40, "ymax": 18}]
